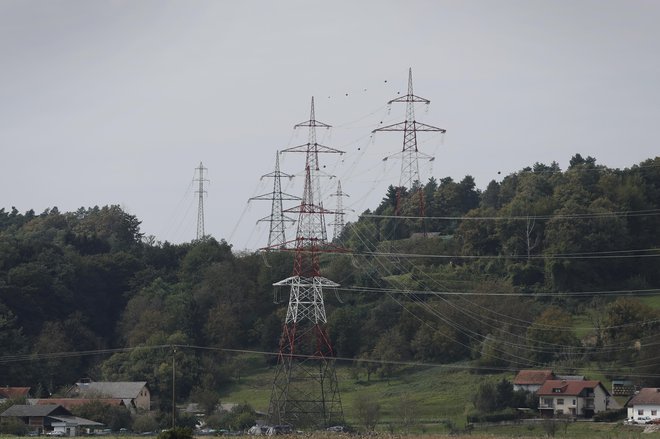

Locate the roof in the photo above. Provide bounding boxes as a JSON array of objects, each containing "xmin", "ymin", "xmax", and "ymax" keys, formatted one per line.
[
  {"xmin": 628, "ymin": 388, "xmax": 660, "ymax": 406},
  {"xmin": 50, "ymin": 415, "xmax": 103, "ymax": 427},
  {"xmin": 1, "ymin": 404, "xmax": 71, "ymax": 418},
  {"xmin": 73, "ymin": 382, "xmax": 147, "ymax": 399},
  {"xmin": 0, "ymin": 387, "xmax": 30, "ymax": 399},
  {"xmin": 537, "ymin": 380, "xmax": 609, "ymax": 397},
  {"xmin": 556, "ymin": 375, "xmax": 585, "ymax": 381},
  {"xmin": 35, "ymin": 399, "xmax": 125, "ymax": 410},
  {"xmin": 513, "ymin": 370, "xmax": 555, "ymax": 385}
]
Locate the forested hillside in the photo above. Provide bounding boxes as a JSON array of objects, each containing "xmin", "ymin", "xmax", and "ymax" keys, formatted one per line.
[{"xmin": 2, "ymin": 154, "xmax": 660, "ymax": 410}]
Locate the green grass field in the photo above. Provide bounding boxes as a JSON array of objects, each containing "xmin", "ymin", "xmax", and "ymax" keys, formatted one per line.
[
  {"xmin": 218, "ymin": 355, "xmax": 501, "ymax": 431},
  {"xmin": 212, "ymin": 353, "xmax": 660, "ymax": 437},
  {"xmin": 636, "ymin": 294, "xmax": 660, "ymax": 309}
]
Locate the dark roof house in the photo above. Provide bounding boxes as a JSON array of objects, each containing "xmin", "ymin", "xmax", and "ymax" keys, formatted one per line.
[
  {"xmin": 33, "ymin": 398, "xmax": 126, "ymax": 411},
  {"xmin": 69, "ymin": 381, "xmax": 150, "ymax": 411},
  {"xmin": 0, "ymin": 404, "xmax": 102, "ymax": 434},
  {"xmin": 1, "ymin": 404, "xmax": 70, "ymax": 418}
]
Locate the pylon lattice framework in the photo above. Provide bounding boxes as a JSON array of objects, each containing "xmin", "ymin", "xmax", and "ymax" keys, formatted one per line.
[
  {"xmin": 329, "ymin": 180, "xmax": 349, "ymax": 241},
  {"xmin": 194, "ymin": 162, "xmax": 209, "ymax": 241},
  {"xmin": 268, "ymin": 97, "xmax": 344, "ymax": 428},
  {"xmin": 373, "ymin": 68, "xmax": 446, "ymax": 224},
  {"xmin": 249, "ymin": 152, "xmax": 300, "ymax": 249}
]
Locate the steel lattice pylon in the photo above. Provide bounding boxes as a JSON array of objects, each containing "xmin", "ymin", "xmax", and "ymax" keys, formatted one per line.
[
  {"xmin": 373, "ymin": 68, "xmax": 446, "ymax": 190},
  {"xmin": 194, "ymin": 162, "xmax": 209, "ymax": 241},
  {"xmin": 250, "ymin": 152, "xmax": 300, "ymax": 249},
  {"xmin": 268, "ymin": 98, "xmax": 344, "ymax": 429},
  {"xmin": 372, "ymin": 68, "xmax": 446, "ymax": 231},
  {"xmin": 329, "ymin": 180, "xmax": 349, "ymax": 241}
]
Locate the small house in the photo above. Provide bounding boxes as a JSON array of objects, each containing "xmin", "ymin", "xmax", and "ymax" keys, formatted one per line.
[
  {"xmin": 537, "ymin": 380, "xmax": 611, "ymax": 418},
  {"xmin": 0, "ymin": 404, "xmax": 102, "ymax": 436},
  {"xmin": 513, "ymin": 370, "xmax": 555, "ymax": 393},
  {"xmin": 69, "ymin": 381, "xmax": 150, "ymax": 411},
  {"xmin": 626, "ymin": 388, "xmax": 660, "ymax": 423},
  {"xmin": 0, "ymin": 387, "xmax": 30, "ymax": 401}
]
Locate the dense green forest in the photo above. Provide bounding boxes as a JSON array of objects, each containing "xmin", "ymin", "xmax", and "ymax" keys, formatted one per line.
[{"xmin": 2, "ymin": 154, "xmax": 660, "ymax": 411}]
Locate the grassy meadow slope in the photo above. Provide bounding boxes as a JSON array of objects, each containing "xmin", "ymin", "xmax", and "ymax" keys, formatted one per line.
[{"xmin": 215, "ymin": 355, "xmax": 660, "ymax": 437}]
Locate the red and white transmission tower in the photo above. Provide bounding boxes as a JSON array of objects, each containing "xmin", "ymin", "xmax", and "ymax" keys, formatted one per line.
[
  {"xmin": 268, "ymin": 97, "xmax": 344, "ymax": 428},
  {"xmin": 249, "ymin": 152, "xmax": 299, "ymax": 249},
  {"xmin": 373, "ymin": 68, "xmax": 445, "ymax": 221},
  {"xmin": 329, "ymin": 180, "xmax": 349, "ymax": 241}
]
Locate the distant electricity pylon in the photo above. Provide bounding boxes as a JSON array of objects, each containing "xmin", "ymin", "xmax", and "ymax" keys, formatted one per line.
[
  {"xmin": 373, "ymin": 68, "xmax": 445, "ymax": 226},
  {"xmin": 268, "ymin": 97, "xmax": 344, "ymax": 428},
  {"xmin": 194, "ymin": 162, "xmax": 209, "ymax": 241},
  {"xmin": 329, "ymin": 180, "xmax": 349, "ymax": 241},
  {"xmin": 373, "ymin": 68, "xmax": 446, "ymax": 190},
  {"xmin": 249, "ymin": 152, "xmax": 300, "ymax": 249}
]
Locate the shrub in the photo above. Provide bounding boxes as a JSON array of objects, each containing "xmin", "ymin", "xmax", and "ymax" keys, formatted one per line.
[
  {"xmin": 593, "ymin": 408, "xmax": 627, "ymax": 422},
  {"xmin": 0, "ymin": 418, "xmax": 28, "ymax": 436},
  {"xmin": 132, "ymin": 414, "xmax": 159, "ymax": 433},
  {"xmin": 158, "ymin": 427, "xmax": 193, "ymax": 439},
  {"xmin": 71, "ymin": 401, "xmax": 132, "ymax": 431},
  {"xmin": 466, "ymin": 409, "xmax": 518, "ymax": 424},
  {"xmin": 219, "ymin": 403, "xmax": 256, "ymax": 431}
]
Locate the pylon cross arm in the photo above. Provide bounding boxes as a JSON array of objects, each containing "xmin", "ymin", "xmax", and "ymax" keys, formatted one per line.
[
  {"xmin": 294, "ymin": 120, "xmax": 331, "ymax": 129},
  {"xmin": 412, "ymin": 121, "xmax": 446, "ymax": 132},
  {"xmin": 388, "ymin": 94, "xmax": 430, "ymax": 104},
  {"xmin": 281, "ymin": 143, "xmax": 345, "ymax": 155}
]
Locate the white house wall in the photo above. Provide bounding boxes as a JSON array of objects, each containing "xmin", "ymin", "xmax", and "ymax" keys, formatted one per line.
[
  {"xmin": 540, "ymin": 385, "xmax": 610, "ymax": 416},
  {"xmin": 628, "ymin": 404, "xmax": 660, "ymax": 422}
]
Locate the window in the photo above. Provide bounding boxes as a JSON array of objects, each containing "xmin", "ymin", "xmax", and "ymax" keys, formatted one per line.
[
  {"xmin": 653, "ymin": 410, "xmax": 657, "ymax": 416},
  {"xmin": 639, "ymin": 409, "xmax": 645, "ymax": 415},
  {"xmin": 557, "ymin": 399, "xmax": 564, "ymax": 405},
  {"xmin": 572, "ymin": 399, "xmax": 576, "ymax": 405}
]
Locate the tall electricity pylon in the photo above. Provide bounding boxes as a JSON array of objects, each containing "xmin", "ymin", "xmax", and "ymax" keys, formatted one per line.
[
  {"xmin": 329, "ymin": 180, "xmax": 349, "ymax": 241},
  {"xmin": 268, "ymin": 98, "xmax": 344, "ymax": 428},
  {"xmin": 250, "ymin": 152, "xmax": 300, "ymax": 249},
  {"xmin": 373, "ymin": 68, "xmax": 446, "ymax": 190},
  {"xmin": 372, "ymin": 68, "xmax": 445, "ymax": 225},
  {"xmin": 194, "ymin": 162, "xmax": 209, "ymax": 241}
]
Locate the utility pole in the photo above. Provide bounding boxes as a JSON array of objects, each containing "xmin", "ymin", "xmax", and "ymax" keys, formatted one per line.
[
  {"xmin": 171, "ymin": 347, "xmax": 176, "ymax": 429},
  {"xmin": 268, "ymin": 98, "xmax": 344, "ymax": 428},
  {"xmin": 372, "ymin": 68, "xmax": 445, "ymax": 227},
  {"xmin": 194, "ymin": 162, "xmax": 209, "ymax": 241},
  {"xmin": 250, "ymin": 152, "xmax": 300, "ymax": 249}
]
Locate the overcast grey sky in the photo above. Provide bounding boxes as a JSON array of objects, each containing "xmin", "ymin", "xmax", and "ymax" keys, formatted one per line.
[{"xmin": 1, "ymin": 0, "xmax": 659, "ymax": 249}]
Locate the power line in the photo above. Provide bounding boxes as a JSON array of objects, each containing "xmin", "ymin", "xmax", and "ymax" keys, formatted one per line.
[
  {"xmin": 353, "ymin": 249, "xmax": 660, "ymax": 260},
  {"xmin": 344, "ymin": 219, "xmax": 660, "ymax": 358},
  {"xmin": 335, "ymin": 285, "xmax": 660, "ymax": 298},
  {"xmin": 363, "ymin": 208, "xmax": 660, "ymax": 221},
  {"xmin": 6, "ymin": 343, "xmax": 660, "ymax": 380}
]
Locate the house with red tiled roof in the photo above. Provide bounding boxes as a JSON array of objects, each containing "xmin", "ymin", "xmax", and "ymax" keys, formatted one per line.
[
  {"xmin": 0, "ymin": 387, "xmax": 30, "ymax": 401},
  {"xmin": 537, "ymin": 380, "xmax": 612, "ymax": 418},
  {"xmin": 513, "ymin": 370, "xmax": 555, "ymax": 393},
  {"xmin": 626, "ymin": 388, "xmax": 660, "ymax": 423}
]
